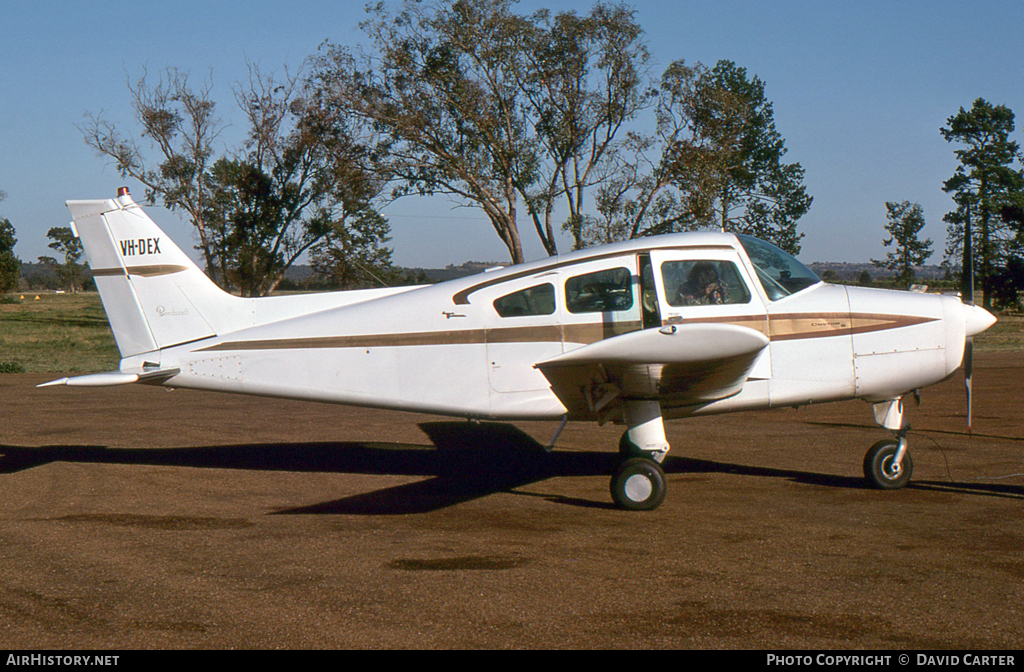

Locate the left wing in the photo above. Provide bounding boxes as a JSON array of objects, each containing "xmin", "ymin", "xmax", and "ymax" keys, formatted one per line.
[{"xmin": 536, "ymin": 323, "xmax": 769, "ymax": 421}]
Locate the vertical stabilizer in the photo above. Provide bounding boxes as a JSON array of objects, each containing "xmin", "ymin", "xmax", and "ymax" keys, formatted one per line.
[{"xmin": 68, "ymin": 189, "xmax": 238, "ymax": 357}]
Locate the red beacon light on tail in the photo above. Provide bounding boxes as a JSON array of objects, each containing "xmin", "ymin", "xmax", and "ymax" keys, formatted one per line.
[{"xmin": 115, "ymin": 186, "xmax": 134, "ymax": 207}]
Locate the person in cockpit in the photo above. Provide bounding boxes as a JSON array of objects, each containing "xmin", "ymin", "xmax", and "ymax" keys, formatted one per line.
[{"xmin": 676, "ymin": 261, "xmax": 728, "ymax": 306}]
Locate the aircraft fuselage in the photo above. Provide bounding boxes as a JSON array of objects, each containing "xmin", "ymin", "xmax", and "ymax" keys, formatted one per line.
[
  {"xmin": 125, "ymin": 234, "xmax": 982, "ymax": 423},
  {"xmin": 52, "ymin": 192, "xmax": 996, "ymax": 509}
]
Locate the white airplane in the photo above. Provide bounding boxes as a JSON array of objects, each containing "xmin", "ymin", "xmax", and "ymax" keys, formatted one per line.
[{"xmin": 43, "ymin": 188, "xmax": 996, "ymax": 510}]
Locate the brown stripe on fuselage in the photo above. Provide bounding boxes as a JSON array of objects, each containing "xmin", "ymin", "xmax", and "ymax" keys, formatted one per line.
[
  {"xmin": 199, "ymin": 329, "xmax": 488, "ymax": 352},
  {"xmin": 670, "ymin": 312, "xmax": 936, "ymax": 341},
  {"xmin": 484, "ymin": 324, "xmax": 564, "ymax": 344},
  {"xmin": 766, "ymin": 312, "xmax": 938, "ymax": 341},
  {"xmin": 662, "ymin": 314, "xmax": 770, "ymax": 337},
  {"xmin": 196, "ymin": 313, "xmax": 935, "ymax": 353},
  {"xmin": 199, "ymin": 320, "xmax": 644, "ymax": 353},
  {"xmin": 768, "ymin": 312, "xmax": 853, "ymax": 341},
  {"xmin": 561, "ymin": 320, "xmax": 644, "ymax": 344}
]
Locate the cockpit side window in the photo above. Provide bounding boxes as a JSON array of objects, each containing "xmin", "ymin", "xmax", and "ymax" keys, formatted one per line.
[
  {"xmin": 737, "ymin": 234, "xmax": 820, "ymax": 300},
  {"xmin": 662, "ymin": 260, "xmax": 751, "ymax": 307},
  {"xmin": 493, "ymin": 283, "xmax": 556, "ymax": 317},
  {"xmin": 565, "ymin": 267, "xmax": 633, "ymax": 314}
]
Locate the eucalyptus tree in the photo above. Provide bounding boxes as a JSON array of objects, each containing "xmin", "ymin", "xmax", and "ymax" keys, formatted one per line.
[
  {"xmin": 81, "ymin": 69, "xmax": 223, "ymax": 275},
  {"xmin": 518, "ymin": 2, "xmax": 655, "ymax": 251},
  {"xmin": 81, "ymin": 65, "xmax": 390, "ymax": 296},
  {"xmin": 309, "ymin": 210, "xmax": 400, "ymax": 289},
  {"xmin": 202, "ymin": 65, "xmax": 389, "ymax": 296},
  {"xmin": 310, "ymin": 0, "xmax": 653, "ymax": 263},
  {"xmin": 577, "ymin": 59, "xmax": 812, "ymax": 254},
  {"xmin": 38, "ymin": 226, "xmax": 85, "ymax": 293},
  {"xmin": 662, "ymin": 60, "xmax": 810, "ymax": 253}
]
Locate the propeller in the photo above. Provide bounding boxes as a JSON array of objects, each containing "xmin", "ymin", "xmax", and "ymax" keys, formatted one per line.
[{"xmin": 962, "ymin": 202, "xmax": 974, "ymax": 433}]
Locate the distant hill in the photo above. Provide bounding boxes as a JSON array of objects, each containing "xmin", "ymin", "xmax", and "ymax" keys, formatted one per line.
[
  {"xmin": 20, "ymin": 262, "xmax": 59, "ymax": 280},
  {"xmin": 397, "ymin": 260, "xmax": 509, "ymax": 283},
  {"xmin": 18, "ymin": 262, "xmax": 64, "ymax": 290},
  {"xmin": 280, "ymin": 261, "xmax": 508, "ymax": 286}
]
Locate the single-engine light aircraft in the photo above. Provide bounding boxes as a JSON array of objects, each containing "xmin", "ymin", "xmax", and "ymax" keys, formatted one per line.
[{"xmin": 43, "ymin": 188, "xmax": 996, "ymax": 510}]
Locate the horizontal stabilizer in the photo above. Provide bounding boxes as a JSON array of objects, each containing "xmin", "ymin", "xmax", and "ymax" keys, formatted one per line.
[{"xmin": 38, "ymin": 368, "xmax": 180, "ymax": 388}]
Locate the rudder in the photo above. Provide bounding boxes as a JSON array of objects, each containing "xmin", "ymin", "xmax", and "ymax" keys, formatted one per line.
[{"xmin": 68, "ymin": 188, "xmax": 238, "ymax": 358}]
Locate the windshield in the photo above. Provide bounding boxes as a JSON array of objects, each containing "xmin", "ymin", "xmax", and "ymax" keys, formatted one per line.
[{"xmin": 737, "ymin": 234, "xmax": 820, "ymax": 300}]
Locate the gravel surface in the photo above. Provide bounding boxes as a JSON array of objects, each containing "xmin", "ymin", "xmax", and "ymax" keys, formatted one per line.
[{"xmin": 1, "ymin": 352, "xmax": 1021, "ymax": 649}]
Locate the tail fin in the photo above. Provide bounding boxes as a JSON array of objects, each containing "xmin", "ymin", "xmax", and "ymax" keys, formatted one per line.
[{"xmin": 68, "ymin": 188, "xmax": 238, "ymax": 358}]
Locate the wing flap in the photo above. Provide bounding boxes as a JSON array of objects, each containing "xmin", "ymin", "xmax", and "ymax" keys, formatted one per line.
[{"xmin": 536, "ymin": 323, "xmax": 768, "ymax": 421}]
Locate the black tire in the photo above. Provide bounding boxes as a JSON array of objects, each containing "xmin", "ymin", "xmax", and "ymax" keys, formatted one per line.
[
  {"xmin": 863, "ymin": 440, "xmax": 913, "ymax": 490},
  {"xmin": 610, "ymin": 458, "xmax": 667, "ymax": 511}
]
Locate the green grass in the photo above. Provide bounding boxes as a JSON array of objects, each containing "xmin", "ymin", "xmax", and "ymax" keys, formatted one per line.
[
  {"xmin": 0, "ymin": 290, "xmax": 1020, "ymax": 375},
  {"xmin": 0, "ymin": 292, "xmax": 119, "ymax": 374}
]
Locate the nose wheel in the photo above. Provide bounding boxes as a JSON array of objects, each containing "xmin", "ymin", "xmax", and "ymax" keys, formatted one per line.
[
  {"xmin": 863, "ymin": 439, "xmax": 913, "ymax": 490},
  {"xmin": 866, "ymin": 399, "xmax": 914, "ymax": 490}
]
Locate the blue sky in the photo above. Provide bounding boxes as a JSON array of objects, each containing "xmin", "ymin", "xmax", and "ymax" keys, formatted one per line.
[{"xmin": 2, "ymin": 0, "xmax": 1023, "ymax": 268}]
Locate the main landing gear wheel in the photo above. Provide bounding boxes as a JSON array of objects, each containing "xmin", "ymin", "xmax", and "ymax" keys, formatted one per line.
[
  {"xmin": 610, "ymin": 458, "xmax": 667, "ymax": 511},
  {"xmin": 863, "ymin": 440, "xmax": 913, "ymax": 490}
]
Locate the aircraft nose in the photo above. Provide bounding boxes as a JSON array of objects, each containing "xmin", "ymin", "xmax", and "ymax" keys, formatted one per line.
[{"xmin": 964, "ymin": 303, "xmax": 996, "ymax": 337}]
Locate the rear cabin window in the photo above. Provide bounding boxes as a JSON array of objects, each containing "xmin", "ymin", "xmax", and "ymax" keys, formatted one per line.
[
  {"xmin": 662, "ymin": 260, "xmax": 751, "ymax": 307},
  {"xmin": 493, "ymin": 283, "xmax": 556, "ymax": 317},
  {"xmin": 565, "ymin": 267, "xmax": 634, "ymax": 314}
]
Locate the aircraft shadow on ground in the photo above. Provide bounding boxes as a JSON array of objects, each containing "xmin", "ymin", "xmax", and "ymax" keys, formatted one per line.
[{"xmin": 1, "ymin": 421, "xmax": 1020, "ymax": 513}]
